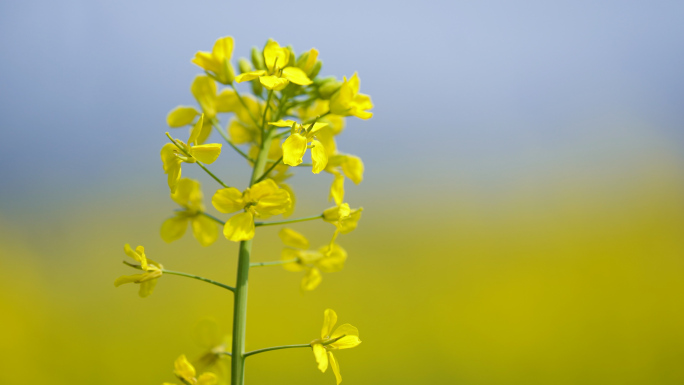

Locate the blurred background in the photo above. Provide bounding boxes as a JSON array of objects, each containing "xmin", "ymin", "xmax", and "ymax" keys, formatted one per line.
[{"xmin": 1, "ymin": 0, "xmax": 684, "ymax": 384}]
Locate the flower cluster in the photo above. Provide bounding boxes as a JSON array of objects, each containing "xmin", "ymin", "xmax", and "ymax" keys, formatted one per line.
[{"xmin": 115, "ymin": 36, "xmax": 372, "ymax": 385}]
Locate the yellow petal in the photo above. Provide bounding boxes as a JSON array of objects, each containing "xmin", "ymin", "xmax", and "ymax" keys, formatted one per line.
[
  {"xmin": 279, "ymin": 182, "xmax": 296, "ymax": 218},
  {"xmin": 278, "ymin": 228, "xmax": 309, "ymax": 249},
  {"xmin": 253, "ymin": 191, "xmax": 291, "ymax": 219},
  {"xmin": 329, "ymin": 173, "xmax": 345, "ymax": 206},
  {"xmin": 322, "ymin": 309, "xmax": 338, "ymax": 338},
  {"xmin": 191, "ymin": 215, "xmax": 218, "ymax": 247},
  {"xmin": 138, "ymin": 278, "xmax": 158, "ymax": 298},
  {"xmin": 348, "ymin": 72, "xmax": 361, "ymax": 94},
  {"xmin": 215, "ymin": 89, "xmax": 239, "ymax": 113},
  {"xmin": 329, "ymin": 79, "xmax": 354, "ymax": 116},
  {"xmin": 167, "ymin": 106, "xmax": 199, "ymax": 127},
  {"xmin": 310, "ymin": 140, "xmax": 328, "ymax": 174},
  {"xmin": 303, "ymin": 48, "xmax": 319, "ymax": 72},
  {"xmin": 341, "ymin": 155, "xmax": 364, "ymax": 184},
  {"xmin": 235, "ymin": 70, "xmax": 266, "ymax": 83},
  {"xmin": 264, "ymin": 41, "xmax": 289, "ymax": 71},
  {"xmin": 259, "ymin": 75, "xmax": 289, "ymax": 91},
  {"xmin": 330, "ymin": 324, "xmax": 361, "ymax": 349},
  {"xmin": 192, "ymin": 318, "xmax": 222, "ymax": 349},
  {"xmin": 212, "ymin": 188, "xmax": 244, "ymax": 213},
  {"xmin": 316, "ymin": 244, "xmax": 347, "ymax": 273},
  {"xmin": 223, "ymin": 212, "xmax": 255, "ymax": 241},
  {"xmin": 329, "ymin": 352, "xmax": 342, "ymax": 385},
  {"xmin": 114, "ymin": 274, "xmax": 144, "ymax": 287},
  {"xmin": 269, "ymin": 119, "xmax": 297, "ymax": 128},
  {"xmin": 282, "ymin": 66, "xmax": 312, "ymax": 86},
  {"xmin": 228, "ymin": 119, "xmax": 258, "ymax": 144},
  {"xmin": 174, "ymin": 355, "xmax": 197, "ymax": 383},
  {"xmin": 192, "ymin": 51, "xmax": 220, "ymax": 74},
  {"xmin": 171, "ymin": 178, "xmax": 203, "ymax": 208},
  {"xmin": 301, "ymin": 267, "xmax": 322, "ymax": 291},
  {"xmin": 197, "ymin": 372, "xmax": 218, "ymax": 385},
  {"xmin": 316, "ymin": 127, "xmax": 337, "ymax": 157},
  {"xmin": 161, "ymin": 143, "xmax": 182, "ymax": 193},
  {"xmin": 339, "ymin": 208, "xmax": 363, "ymax": 234},
  {"xmin": 161, "ymin": 216, "xmax": 188, "ymax": 243},
  {"xmin": 123, "ymin": 243, "xmax": 142, "ymax": 263},
  {"xmin": 282, "ymin": 133, "xmax": 307, "ymax": 166},
  {"xmin": 191, "ymin": 76, "xmax": 218, "ymax": 118},
  {"xmin": 313, "ymin": 343, "xmax": 328, "ymax": 372},
  {"xmin": 212, "ymin": 36, "xmax": 234, "ymax": 60},
  {"xmin": 248, "ymin": 179, "xmax": 280, "ymax": 200},
  {"xmin": 188, "ymin": 114, "xmax": 205, "ymax": 145},
  {"xmin": 191, "ymin": 143, "xmax": 222, "ymax": 164}
]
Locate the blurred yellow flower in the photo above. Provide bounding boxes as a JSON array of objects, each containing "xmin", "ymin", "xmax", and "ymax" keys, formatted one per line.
[
  {"xmin": 166, "ymin": 76, "xmax": 239, "ymax": 143},
  {"xmin": 192, "ymin": 36, "xmax": 236, "ymax": 84},
  {"xmin": 164, "ymin": 354, "xmax": 218, "ymax": 385},
  {"xmin": 310, "ymin": 309, "xmax": 361, "ymax": 385},
  {"xmin": 235, "ymin": 41, "xmax": 312, "ymax": 91},
  {"xmin": 192, "ymin": 319, "xmax": 231, "ymax": 384},
  {"xmin": 211, "ymin": 179, "xmax": 291, "ymax": 241},
  {"xmin": 271, "ymin": 119, "xmax": 329, "ymax": 172},
  {"xmin": 279, "ymin": 228, "xmax": 347, "ymax": 291},
  {"xmin": 161, "ymin": 114, "xmax": 222, "ymax": 193},
  {"xmin": 325, "ymin": 154, "xmax": 364, "ymax": 205},
  {"xmin": 329, "ymin": 73, "xmax": 373, "ymax": 120},
  {"xmin": 114, "ymin": 244, "xmax": 163, "ymax": 298},
  {"xmin": 161, "ymin": 178, "xmax": 218, "ymax": 247}
]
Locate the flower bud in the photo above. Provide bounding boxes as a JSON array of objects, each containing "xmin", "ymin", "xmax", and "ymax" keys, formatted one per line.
[{"xmin": 251, "ymin": 46, "xmax": 265, "ymax": 70}]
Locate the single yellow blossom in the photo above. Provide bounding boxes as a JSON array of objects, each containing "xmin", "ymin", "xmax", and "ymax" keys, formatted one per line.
[
  {"xmin": 271, "ymin": 119, "xmax": 329, "ymax": 172},
  {"xmin": 161, "ymin": 178, "xmax": 218, "ymax": 247},
  {"xmin": 279, "ymin": 228, "xmax": 347, "ymax": 291},
  {"xmin": 310, "ymin": 309, "xmax": 361, "ymax": 385},
  {"xmin": 161, "ymin": 114, "xmax": 222, "ymax": 193},
  {"xmin": 192, "ymin": 36, "xmax": 236, "ymax": 84},
  {"xmin": 211, "ymin": 179, "xmax": 291, "ymax": 241},
  {"xmin": 322, "ymin": 203, "xmax": 363, "ymax": 248},
  {"xmin": 235, "ymin": 41, "xmax": 313, "ymax": 91},
  {"xmin": 330, "ymin": 73, "xmax": 373, "ymax": 120},
  {"xmin": 164, "ymin": 354, "xmax": 218, "ymax": 385},
  {"xmin": 167, "ymin": 76, "xmax": 239, "ymax": 143},
  {"xmin": 114, "ymin": 244, "xmax": 163, "ymax": 298},
  {"xmin": 192, "ymin": 319, "xmax": 231, "ymax": 383}
]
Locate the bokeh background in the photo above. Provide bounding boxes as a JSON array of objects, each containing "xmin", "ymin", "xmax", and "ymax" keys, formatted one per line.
[{"xmin": 1, "ymin": 1, "xmax": 684, "ymax": 384}]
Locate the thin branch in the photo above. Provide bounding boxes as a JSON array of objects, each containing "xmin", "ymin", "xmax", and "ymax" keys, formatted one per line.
[
  {"xmin": 254, "ymin": 214, "xmax": 323, "ymax": 227},
  {"xmin": 250, "ymin": 259, "xmax": 297, "ymax": 268},
  {"xmin": 210, "ymin": 120, "xmax": 255, "ymax": 163},
  {"xmin": 253, "ymin": 156, "xmax": 283, "ymax": 184},
  {"xmin": 243, "ymin": 344, "xmax": 310, "ymax": 358}
]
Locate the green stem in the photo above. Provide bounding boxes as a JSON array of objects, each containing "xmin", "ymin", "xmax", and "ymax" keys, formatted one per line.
[
  {"xmin": 201, "ymin": 212, "xmax": 225, "ymax": 225},
  {"xmin": 253, "ymin": 156, "xmax": 283, "ymax": 184},
  {"xmin": 254, "ymin": 214, "xmax": 323, "ymax": 227},
  {"xmin": 243, "ymin": 344, "xmax": 310, "ymax": 358},
  {"xmin": 231, "ymin": 109, "xmax": 275, "ymax": 385},
  {"xmin": 260, "ymin": 90, "xmax": 274, "ymax": 139},
  {"xmin": 210, "ymin": 120, "xmax": 256, "ymax": 163},
  {"xmin": 163, "ymin": 269, "xmax": 236, "ymax": 292},
  {"xmin": 165, "ymin": 133, "xmax": 229, "ymax": 188},
  {"xmin": 250, "ymin": 259, "xmax": 297, "ymax": 268}
]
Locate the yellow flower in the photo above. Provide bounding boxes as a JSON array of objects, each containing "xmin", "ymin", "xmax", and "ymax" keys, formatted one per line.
[
  {"xmin": 271, "ymin": 119, "xmax": 329, "ymax": 172},
  {"xmin": 322, "ymin": 203, "xmax": 363, "ymax": 248},
  {"xmin": 167, "ymin": 76, "xmax": 239, "ymax": 143},
  {"xmin": 211, "ymin": 179, "xmax": 291, "ymax": 241},
  {"xmin": 279, "ymin": 228, "xmax": 347, "ymax": 291},
  {"xmin": 235, "ymin": 41, "xmax": 312, "ymax": 91},
  {"xmin": 192, "ymin": 36, "xmax": 236, "ymax": 84},
  {"xmin": 164, "ymin": 355, "xmax": 218, "ymax": 385},
  {"xmin": 114, "ymin": 244, "xmax": 163, "ymax": 298},
  {"xmin": 192, "ymin": 319, "xmax": 231, "ymax": 384},
  {"xmin": 161, "ymin": 114, "xmax": 222, "ymax": 193},
  {"xmin": 298, "ymin": 100, "xmax": 345, "ymax": 135},
  {"xmin": 228, "ymin": 93, "xmax": 264, "ymax": 146},
  {"xmin": 161, "ymin": 178, "xmax": 218, "ymax": 247},
  {"xmin": 329, "ymin": 73, "xmax": 373, "ymax": 120},
  {"xmin": 310, "ymin": 309, "xmax": 361, "ymax": 385},
  {"xmin": 247, "ymin": 142, "xmax": 297, "ymax": 218},
  {"xmin": 324, "ymin": 154, "xmax": 364, "ymax": 205}
]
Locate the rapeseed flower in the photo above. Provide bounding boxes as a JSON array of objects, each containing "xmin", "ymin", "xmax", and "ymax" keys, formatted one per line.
[
  {"xmin": 164, "ymin": 355, "xmax": 218, "ymax": 385},
  {"xmin": 161, "ymin": 178, "xmax": 218, "ymax": 246},
  {"xmin": 114, "ymin": 244, "xmax": 163, "ymax": 298},
  {"xmin": 167, "ymin": 76, "xmax": 238, "ymax": 143},
  {"xmin": 310, "ymin": 309, "xmax": 361, "ymax": 385},
  {"xmin": 279, "ymin": 228, "xmax": 347, "ymax": 291},
  {"xmin": 322, "ymin": 203, "xmax": 363, "ymax": 249},
  {"xmin": 271, "ymin": 119, "xmax": 329, "ymax": 172},
  {"xmin": 329, "ymin": 73, "xmax": 373, "ymax": 120},
  {"xmin": 161, "ymin": 114, "xmax": 222, "ymax": 193},
  {"xmin": 235, "ymin": 41, "xmax": 312, "ymax": 91},
  {"xmin": 325, "ymin": 155, "xmax": 364, "ymax": 205},
  {"xmin": 192, "ymin": 36, "xmax": 236, "ymax": 85},
  {"xmin": 192, "ymin": 319, "xmax": 231, "ymax": 383},
  {"xmin": 212, "ymin": 179, "xmax": 291, "ymax": 241}
]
